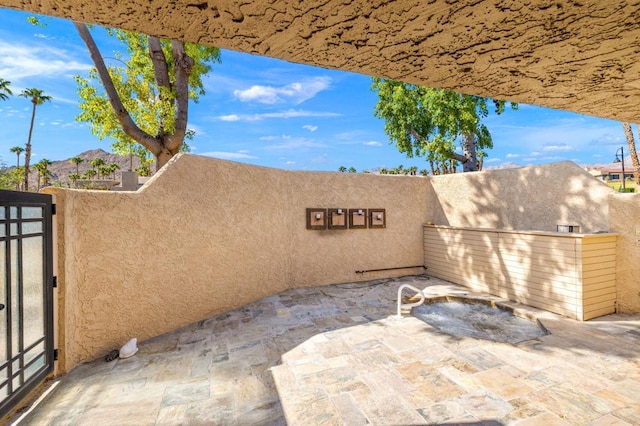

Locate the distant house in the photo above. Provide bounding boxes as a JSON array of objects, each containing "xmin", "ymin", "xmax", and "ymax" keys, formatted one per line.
[{"xmin": 598, "ymin": 165, "xmax": 634, "ymax": 182}]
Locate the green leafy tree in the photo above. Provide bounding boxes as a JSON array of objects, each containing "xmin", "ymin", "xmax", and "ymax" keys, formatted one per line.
[
  {"xmin": 19, "ymin": 88, "xmax": 52, "ymax": 190},
  {"xmin": 0, "ymin": 78, "xmax": 12, "ymax": 101},
  {"xmin": 338, "ymin": 166, "xmax": 347, "ymax": 173},
  {"xmin": 74, "ymin": 23, "xmax": 221, "ymax": 170},
  {"xmin": 70, "ymin": 156, "xmax": 84, "ymax": 175},
  {"xmin": 372, "ymin": 78, "xmax": 516, "ymax": 173},
  {"xmin": 0, "ymin": 165, "xmax": 24, "ymax": 190},
  {"xmin": 348, "ymin": 167, "xmax": 357, "ymax": 173}
]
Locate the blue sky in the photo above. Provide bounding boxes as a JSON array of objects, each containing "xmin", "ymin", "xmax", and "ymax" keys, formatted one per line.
[{"xmin": 0, "ymin": 8, "xmax": 629, "ymax": 172}]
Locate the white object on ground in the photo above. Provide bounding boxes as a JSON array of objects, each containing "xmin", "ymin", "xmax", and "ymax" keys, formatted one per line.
[{"xmin": 119, "ymin": 338, "xmax": 138, "ymax": 359}]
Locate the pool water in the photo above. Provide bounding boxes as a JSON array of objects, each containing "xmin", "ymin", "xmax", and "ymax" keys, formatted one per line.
[{"xmin": 412, "ymin": 301, "xmax": 548, "ymax": 344}]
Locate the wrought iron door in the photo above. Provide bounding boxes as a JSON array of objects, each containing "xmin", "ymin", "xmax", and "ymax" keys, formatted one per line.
[{"xmin": 0, "ymin": 191, "xmax": 54, "ymax": 418}]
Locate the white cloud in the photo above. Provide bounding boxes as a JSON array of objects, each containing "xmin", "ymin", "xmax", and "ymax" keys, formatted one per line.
[
  {"xmin": 542, "ymin": 144, "xmax": 573, "ymax": 152},
  {"xmin": 285, "ymin": 161, "xmax": 296, "ymax": 165},
  {"xmin": 363, "ymin": 141, "xmax": 382, "ymax": 146},
  {"xmin": 215, "ymin": 109, "xmax": 340, "ymax": 122},
  {"xmin": 201, "ymin": 151, "xmax": 258, "ymax": 160},
  {"xmin": 219, "ymin": 114, "xmax": 240, "ymax": 122},
  {"xmin": 0, "ymin": 40, "xmax": 91, "ymax": 82},
  {"xmin": 233, "ymin": 77, "xmax": 331, "ymax": 104},
  {"xmin": 484, "ymin": 157, "xmax": 502, "ymax": 163},
  {"xmin": 506, "ymin": 153, "xmax": 521, "ymax": 159},
  {"xmin": 259, "ymin": 134, "xmax": 291, "ymax": 141},
  {"xmin": 302, "ymin": 125, "xmax": 318, "ymax": 132},
  {"xmin": 264, "ymin": 138, "xmax": 327, "ymax": 150}
]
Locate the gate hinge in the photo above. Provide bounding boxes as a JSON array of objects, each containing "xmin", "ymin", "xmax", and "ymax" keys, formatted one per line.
[
  {"xmin": 52, "ymin": 276, "xmax": 57, "ymax": 288},
  {"xmin": 51, "ymin": 204, "xmax": 57, "ymax": 215},
  {"xmin": 53, "ymin": 349, "xmax": 59, "ymax": 361}
]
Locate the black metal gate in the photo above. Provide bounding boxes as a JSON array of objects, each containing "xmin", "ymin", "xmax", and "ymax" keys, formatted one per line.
[{"xmin": 0, "ymin": 190, "xmax": 54, "ymax": 418}]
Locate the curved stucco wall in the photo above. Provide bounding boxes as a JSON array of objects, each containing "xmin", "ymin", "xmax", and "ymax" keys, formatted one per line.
[
  {"xmin": 46, "ymin": 154, "xmax": 428, "ymax": 371},
  {"xmin": 45, "ymin": 156, "xmax": 638, "ymax": 372}
]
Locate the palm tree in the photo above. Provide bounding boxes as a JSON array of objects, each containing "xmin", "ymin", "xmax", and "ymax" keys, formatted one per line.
[
  {"xmin": 338, "ymin": 166, "xmax": 347, "ymax": 173},
  {"xmin": 34, "ymin": 158, "xmax": 53, "ymax": 190},
  {"xmin": 108, "ymin": 163, "xmax": 120, "ymax": 180},
  {"xmin": 9, "ymin": 146, "xmax": 24, "ymax": 191},
  {"xmin": 89, "ymin": 158, "xmax": 105, "ymax": 177},
  {"xmin": 20, "ymin": 88, "xmax": 52, "ymax": 191},
  {"xmin": 70, "ymin": 156, "xmax": 84, "ymax": 175},
  {"xmin": 0, "ymin": 78, "xmax": 12, "ymax": 101},
  {"xmin": 10, "ymin": 146, "xmax": 25, "ymax": 168},
  {"xmin": 622, "ymin": 122, "xmax": 640, "ymax": 185},
  {"xmin": 99, "ymin": 165, "xmax": 112, "ymax": 180},
  {"xmin": 82, "ymin": 169, "xmax": 97, "ymax": 180},
  {"xmin": 348, "ymin": 167, "xmax": 357, "ymax": 173},
  {"xmin": 69, "ymin": 172, "xmax": 80, "ymax": 187}
]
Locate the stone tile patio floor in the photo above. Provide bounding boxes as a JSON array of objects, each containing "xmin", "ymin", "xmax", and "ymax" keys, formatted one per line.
[{"xmin": 14, "ymin": 275, "xmax": 640, "ymax": 425}]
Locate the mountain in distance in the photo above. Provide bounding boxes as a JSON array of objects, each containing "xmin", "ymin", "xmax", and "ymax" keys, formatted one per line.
[{"xmin": 32, "ymin": 148, "xmax": 145, "ymax": 187}]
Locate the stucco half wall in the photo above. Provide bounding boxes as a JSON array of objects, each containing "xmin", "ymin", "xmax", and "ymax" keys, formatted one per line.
[
  {"xmin": 425, "ymin": 161, "xmax": 612, "ymax": 233},
  {"xmin": 44, "ymin": 154, "xmax": 428, "ymax": 371},
  {"xmin": 43, "ymin": 156, "xmax": 639, "ymax": 372}
]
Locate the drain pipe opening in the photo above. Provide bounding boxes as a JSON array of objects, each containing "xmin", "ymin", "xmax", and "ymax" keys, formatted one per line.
[{"xmin": 356, "ymin": 265, "xmax": 426, "ymax": 274}]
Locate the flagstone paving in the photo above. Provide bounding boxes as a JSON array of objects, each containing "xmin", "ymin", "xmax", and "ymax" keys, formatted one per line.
[{"xmin": 13, "ymin": 275, "xmax": 640, "ymax": 425}]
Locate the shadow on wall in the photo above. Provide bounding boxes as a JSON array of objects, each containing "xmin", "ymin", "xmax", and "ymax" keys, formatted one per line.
[
  {"xmin": 609, "ymin": 193, "xmax": 640, "ymax": 313},
  {"xmin": 423, "ymin": 161, "xmax": 617, "ymax": 319},
  {"xmin": 425, "ymin": 161, "xmax": 611, "ymax": 232}
]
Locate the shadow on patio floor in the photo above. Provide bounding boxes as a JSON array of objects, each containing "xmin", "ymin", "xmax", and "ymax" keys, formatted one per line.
[{"xmin": 14, "ymin": 275, "xmax": 640, "ymax": 425}]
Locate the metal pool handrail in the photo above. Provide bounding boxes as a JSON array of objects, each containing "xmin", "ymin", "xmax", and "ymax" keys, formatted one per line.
[{"xmin": 397, "ymin": 284, "xmax": 425, "ymax": 317}]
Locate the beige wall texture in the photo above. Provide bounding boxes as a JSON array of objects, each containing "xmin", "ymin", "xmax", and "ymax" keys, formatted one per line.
[
  {"xmin": 609, "ymin": 193, "xmax": 640, "ymax": 313},
  {"xmin": 3, "ymin": 1, "xmax": 640, "ymax": 123},
  {"xmin": 44, "ymin": 154, "xmax": 427, "ymax": 372},
  {"xmin": 44, "ymin": 156, "xmax": 639, "ymax": 373},
  {"xmin": 424, "ymin": 162, "xmax": 639, "ymax": 318},
  {"xmin": 425, "ymin": 161, "xmax": 612, "ymax": 233}
]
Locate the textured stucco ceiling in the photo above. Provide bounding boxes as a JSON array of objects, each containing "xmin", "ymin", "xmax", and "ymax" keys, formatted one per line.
[{"xmin": 2, "ymin": 0, "xmax": 640, "ymax": 122}]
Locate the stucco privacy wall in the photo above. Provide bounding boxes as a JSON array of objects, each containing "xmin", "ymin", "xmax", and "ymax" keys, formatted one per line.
[
  {"xmin": 44, "ymin": 154, "xmax": 427, "ymax": 371},
  {"xmin": 424, "ymin": 161, "xmax": 640, "ymax": 314},
  {"xmin": 424, "ymin": 161, "xmax": 611, "ymax": 233},
  {"xmin": 609, "ymin": 193, "xmax": 640, "ymax": 314}
]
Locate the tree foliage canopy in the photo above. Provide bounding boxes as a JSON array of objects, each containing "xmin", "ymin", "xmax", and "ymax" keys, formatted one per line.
[
  {"xmin": 372, "ymin": 78, "xmax": 516, "ymax": 173},
  {"xmin": 74, "ymin": 25, "xmax": 221, "ymax": 169},
  {"xmin": 0, "ymin": 78, "xmax": 12, "ymax": 101}
]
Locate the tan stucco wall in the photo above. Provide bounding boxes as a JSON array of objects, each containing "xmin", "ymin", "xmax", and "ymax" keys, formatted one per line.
[
  {"xmin": 44, "ymin": 157, "xmax": 638, "ymax": 372},
  {"xmin": 45, "ymin": 154, "xmax": 427, "ymax": 371},
  {"xmin": 2, "ymin": 1, "xmax": 640, "ymax": 123},
  {"xmin": 425, "ymin": 161, "xmax": 612, "ymax": 233},
  {"xmin": 609, "ymin": 193, "xmax": 640, "ymax": 313}
]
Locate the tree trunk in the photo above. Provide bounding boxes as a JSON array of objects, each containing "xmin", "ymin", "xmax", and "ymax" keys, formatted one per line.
[
  {"xmin": 74, "ymin": 22, "xmax": 165, "ymax": 158},
  {"xmin": 157, "ymin": 148, "xmax": 174, "ymax": 170},
  {"xmin": 75, "ymin": 22, "xmax": 193, "ymax": 170},
  {"xmin": 460, "ymin": 133, "xmax": 478, "ymax": 172},
  {"xmin": 24, "ymin": 104, "xmax": 36, "ymax": 191},
  {"xmin": 623, "ymin": 122, "xmax": 640, "ymax": 185}
]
